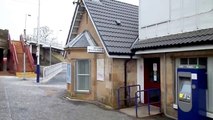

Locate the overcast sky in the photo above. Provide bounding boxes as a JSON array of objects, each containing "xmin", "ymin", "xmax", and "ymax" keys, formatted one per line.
[{"xmin": 0, "ymin": 0, "xmax": 138, "ymax": 46}]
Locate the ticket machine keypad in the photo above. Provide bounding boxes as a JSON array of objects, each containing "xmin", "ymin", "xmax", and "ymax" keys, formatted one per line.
[{"xmin": 179, "ymin": 92, "xmax": 191, "ymax": 102}]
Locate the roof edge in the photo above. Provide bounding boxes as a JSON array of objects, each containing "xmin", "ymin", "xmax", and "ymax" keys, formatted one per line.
[
  {"xmin": 135, "ymin": 45, "xmax": 213, "ymax": 55},
  {"xmin": 65, "ymin": 1, "xmax": 80, "ymax": 45},
  {"xmin": 83, "ymin": 0, "xmax": 110, "ymax": 57}
]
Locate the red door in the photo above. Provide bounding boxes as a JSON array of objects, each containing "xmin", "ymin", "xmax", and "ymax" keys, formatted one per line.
[{"xmin": 144, "ymin": 58, "xmax": 160, "ymax": 104}]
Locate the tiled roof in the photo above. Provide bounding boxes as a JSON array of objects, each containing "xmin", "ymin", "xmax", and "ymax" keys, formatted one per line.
[
  {"xmin": 132, "ymin": 28, "xmax": 213, "ymax": 51},
  {"xmin": 84, "ymin": 0, "xmax": 138, "ymax": 55}
]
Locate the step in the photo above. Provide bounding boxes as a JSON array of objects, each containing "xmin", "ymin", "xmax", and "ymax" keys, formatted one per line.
[{"xmin": 16, "ymin": 72, "xmax": 36, "ymax": 78}]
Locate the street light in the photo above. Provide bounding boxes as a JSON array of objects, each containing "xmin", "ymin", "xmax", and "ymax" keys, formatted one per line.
[
  {"xmin": 24, "ymin": 14, "xmax": 31, "ymax": 39},
  {"xmin": 23, "ymin": 14, "xmax": 31, "ymax": 80},
  {"xmin": 36, "ymin": 0, "xmax": 40, "ymax": 83}
]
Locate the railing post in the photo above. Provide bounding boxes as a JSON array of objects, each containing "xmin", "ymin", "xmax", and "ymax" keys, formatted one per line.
[
  {"xmin": 135, "ymin": 92, "xmax": 138, "ymax": 117},
  {"xmin": 159, "ymin": 89, "xmax": 161, "ymax": 113},
  {"xmin": 139, "ymin": 85, "xmax": 141, "ymax": 103},
  {"xmin": 128, "ymin": 86, "xmax": 131, "ymax": 106},
  {"xmin": 117, "ymin": 89, "xmax": 120, "ymax": 109},
  {"xmin": 147, "ymin": 90, "xmax": 151, "ymax": 115}
]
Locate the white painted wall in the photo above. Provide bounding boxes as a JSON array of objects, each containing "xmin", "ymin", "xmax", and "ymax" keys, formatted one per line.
[
  {"xmin": 207, "ymin": 57, "xmax": 213, "ymax": 113},
  {"xmin": 139, "ymin": 0, "xmax": 213, "ymax": 40}
]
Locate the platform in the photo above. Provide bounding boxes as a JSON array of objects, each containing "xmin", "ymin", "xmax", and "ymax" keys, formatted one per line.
[{"xmin": 119, "ymin": 105, "xmax": 161, "ymax": 118}]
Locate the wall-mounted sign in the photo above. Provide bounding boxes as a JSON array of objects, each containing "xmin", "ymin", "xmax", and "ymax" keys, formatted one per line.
[
  {"xmin": 153, "ymin": 63, "xmax": 157, "ymax": 71},
  {"xmin": 97, "ymin": 59, "xmax": 104, "ymax": 81},
  {"xmin": 66, "ymin": 63, "xmax": 71, "ymax": 84},
  {"xmin": 87, "ymin": 46, "xmax": 104, "ymax": 53},
  {"xmin": 153, "ymin": 63, "xmax": 157, "ymax": 81}
]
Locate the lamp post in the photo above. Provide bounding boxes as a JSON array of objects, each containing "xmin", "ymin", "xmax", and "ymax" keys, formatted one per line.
[
  {"xmin": 24, "ymin": 14, "xmax": 31, "ymax": 39},
  {"xmin": 23, "ymin": 14, "xmax": 31, "ymax": 80},
  {"xmin": 36, "ymin": 0, "xmax": 40, "ymax": 83}
]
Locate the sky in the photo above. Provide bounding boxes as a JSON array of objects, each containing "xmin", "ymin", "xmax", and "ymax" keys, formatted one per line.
[{"xmin": 0, "ymin": 0, "xmax": 138, "ymax": 47}]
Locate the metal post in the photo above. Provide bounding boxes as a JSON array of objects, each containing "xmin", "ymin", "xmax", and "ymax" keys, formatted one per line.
[
  {"xmin": 49, "ymin": 44, "xmax": 51, "ymax": 66},
  {"xmin": 117, "ymin": 89, "xmax": 120, "ymax": 109},
  {"xmin": 36, "ymin": 0, "xmax": 40, "ymax": 83},
  {"xmin": 147, "ymin": 90, "xmax": 150, "ymax": 115},
  {"xmin": 23, "ymin": 52, "xmax": 26, "ymax": 80},
  {"xmin": 135, "ymin": 91, "xmax": 138, "ymax": 117},
  {"xmin": 23, "ymin": 14, "xmax": 31, "ymax": 80}
]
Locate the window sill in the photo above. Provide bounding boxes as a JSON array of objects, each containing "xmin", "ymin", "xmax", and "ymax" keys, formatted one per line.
[{"xmin": 76, "ymin": 90, "xmax": 90, "ymax": 93}]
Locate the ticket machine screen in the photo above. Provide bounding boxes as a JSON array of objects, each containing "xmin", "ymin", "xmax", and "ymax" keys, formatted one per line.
[{"xmin": 179, "ymin": 80, "xmax": 191, "ymax": 102}]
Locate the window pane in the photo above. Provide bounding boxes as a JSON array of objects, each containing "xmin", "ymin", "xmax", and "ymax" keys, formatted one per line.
[
  {"xmin": 189, "ymin": 58, "xmax": 197, "ymax": 65},
  {"xmin": 199, "ymin": 57, "xmax": 207, "ymax": 66},
  {"xmin": 76, "ymin": 60, "xmax": 90, "ymax": 91},
  {"xmin": 78, "ymin": 60, "xmax": 89, "ymax": 74},
  {"xmin": 180, "ymin": 58, "xmax": 188, "ymax": 65},
  {"xmin": 78, "ymin": 76, "xmax": 89, "ymax": 90}
]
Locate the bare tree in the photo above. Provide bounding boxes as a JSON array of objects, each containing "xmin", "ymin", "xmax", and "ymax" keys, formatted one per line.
[{"xmin": 39, "ymin": 26, "xmax": 53, "ymax": 42}]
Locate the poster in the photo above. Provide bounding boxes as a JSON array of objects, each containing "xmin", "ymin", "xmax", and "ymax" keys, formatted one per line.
[
  {"xmin": 97, "ymin": 59, "xmax": 104, "ymax": 81},
  {"xmin": 66, "ymin": 63, "xmax": 71, "ymax": 83}
]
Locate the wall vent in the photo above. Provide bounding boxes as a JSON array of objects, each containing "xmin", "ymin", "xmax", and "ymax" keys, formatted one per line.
[{"xmin": 115, "ymin": 20, "xmax": 121, "ymax": 25}]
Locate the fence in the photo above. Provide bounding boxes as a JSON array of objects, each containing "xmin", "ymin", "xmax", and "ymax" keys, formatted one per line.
[{"xmin": 42, "ymin": 62, "xmax": 67, "ymax": 83}]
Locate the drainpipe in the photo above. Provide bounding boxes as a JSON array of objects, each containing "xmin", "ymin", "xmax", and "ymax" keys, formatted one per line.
[
  {"xmin": 163, "ymin": 53, "xmax": 177, "ymax": 120},
  {"xmin": 124, "ymin": 55, "xmax": 133, "ymax": 106}
]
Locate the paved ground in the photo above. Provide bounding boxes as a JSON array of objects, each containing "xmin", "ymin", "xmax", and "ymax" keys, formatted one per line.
[{"xmin": 0, "ymin": 71, "xmax": 173, "ymax": 120}]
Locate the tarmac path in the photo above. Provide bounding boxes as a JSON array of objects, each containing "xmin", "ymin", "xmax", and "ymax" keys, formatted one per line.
[
  {"xmin": 0, "ymin": 73, "xmax": 136, "ymax": 120},
  {"xmin": 0, "ymin": 71, "xmax": 172, "ymax": 120}
]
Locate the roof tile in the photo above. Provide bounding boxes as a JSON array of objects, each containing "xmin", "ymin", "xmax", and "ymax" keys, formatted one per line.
[
  {"xmin": 84, "ymin": 0, "xmax": 138, "ymax": 54},
  {"xmin": 132, "ymin": 28, "xmax": 213, "ymax": 50}
]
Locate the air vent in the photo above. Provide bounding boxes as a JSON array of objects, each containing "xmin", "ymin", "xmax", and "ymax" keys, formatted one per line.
[{"xmin": 115, "ymin": 20, "xmax": 121, "ymax": 25}]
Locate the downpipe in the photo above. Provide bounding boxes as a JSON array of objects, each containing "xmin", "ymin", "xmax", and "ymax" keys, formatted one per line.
[
  {"xmin": 163, "ymin": 53, "xmax": 177, "ymax": 120},
  {"xmin": 124, "ymin": 55, "xmax": 133, "ymax": 106}
]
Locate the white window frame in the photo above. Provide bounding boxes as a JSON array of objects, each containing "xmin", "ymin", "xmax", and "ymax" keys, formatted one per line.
[{"xmin": 76, "ymin": 59, "xmax": 90, "ymax": 92}]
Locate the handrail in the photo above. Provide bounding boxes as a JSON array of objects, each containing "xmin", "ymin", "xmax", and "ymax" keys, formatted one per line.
[
  {"xmin": 20, "ymin": 36, "xmax": 25, "ymax": 52},
  {"xmin": 135, "ymin": 88, "xmax": 161, "ymax": 117},
  {"xmin": 20, "ymin": 36, "xmax": 35, "ymax": 71},
  {"xmin": 117, "ymin": 84, "xmax": 141, "ymax": 109},
  {"xmin": 12, "ymin": 44, "xmax": 19, "ymax": 65},
  {"xmin": 42, "ymin": 62, "xmax": 67, "ymax": 83},
  {"xmin": 9, "ymin": 40, "xmax": 19, "ymax": 71},
  {"xmin": 25, "ymin": 45, "xmax": 34, "ymax": 70}
]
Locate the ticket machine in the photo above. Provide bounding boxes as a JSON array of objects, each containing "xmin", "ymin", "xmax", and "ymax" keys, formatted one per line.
[{"xmin": 177, "ymin": 65, "xmax": 207, "ymax": 120}]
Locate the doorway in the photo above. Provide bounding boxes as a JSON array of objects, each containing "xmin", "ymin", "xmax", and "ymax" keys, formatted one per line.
[{"xmin": 144, "ymin": 58, "xmax": 161, "ymax": 104}]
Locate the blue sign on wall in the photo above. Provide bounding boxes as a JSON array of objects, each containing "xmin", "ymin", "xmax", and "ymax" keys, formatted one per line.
[{"xmin": 66, "ymin": 63, "xmax": 71, "ymax": 83}]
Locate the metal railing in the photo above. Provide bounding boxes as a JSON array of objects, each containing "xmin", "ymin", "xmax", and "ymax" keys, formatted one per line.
[
  {"xmin": 135, "ymin": 88, "xmax": 161, "ymax": 117},
  {"xmin": 27, "ymin": 37, "xmax": 63, "ymax": 50},
  {"xmin": 9, "ymin": 40, "xmax": 19, "ymax": 71},
  {"xmin": 42, "ymin": 62, "xmax": 67, "ymax": 82},
  {"xmin": 20, "ymin": 37, "xmax": 34, "ymax": 71},
  {"xmin": 117, "ymin": 84, "xmax": 141, "ymax": 109}
]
